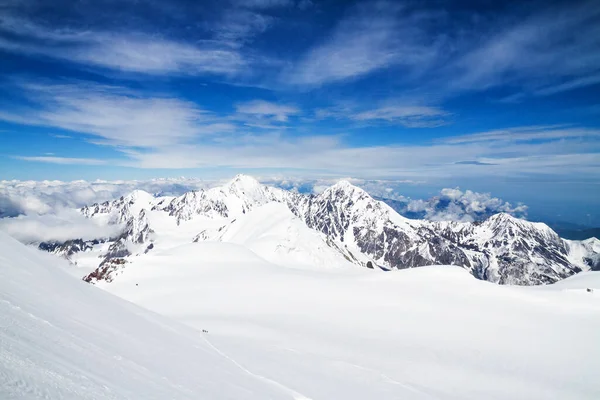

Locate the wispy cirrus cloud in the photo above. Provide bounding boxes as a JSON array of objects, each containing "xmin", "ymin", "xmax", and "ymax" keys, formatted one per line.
[
  {"xmin": 283, "ymin": 0, "xmax": 600, "ymax": 99},
  {"xmin": 443, "ymin": 125, "xmax": 600, "ymax": 144},
  {"xmin": 448, "ymin": 1, "xmax": 600, "ymax": 96},
  {"xmin": 0, "ymin": 82, "xmax": 230, "ymax": 148},
  {"xmin": 4, "ymin": 81, "xmax": 598, "ymax": 182},
  {"xmin": 2, "ymin": 78, "xmax": 598, "ymax": 180},
  {"xmin": 0, "ymin": 15, "xmax": 246, "ymax": 76},
  {"xmin": 285, "ymin": 2, "xmax": 440, "ymax": 86},
  {"xmin": 211, "ymin": 9, "xmax": 275, "ymax": 45},
  {"xmin": 314, "ymin": 102, "xmax": 450, "ymax": 128},
  {"xmin": 14, "ymin": 156, "xmax": 108, "ymax": 166},
  {"xmin": 236, "ymin": 100, "xmax": 299, "ymax": 122},
  {"xmin": 353, "ymin": 105, "xmax": 450, "ymax": 128},
  {"xmin": 533, "ymin": 73, "xmax": 600, "ymax": 96},
  {"xmin": 83, "ymin": 126, "xmax": 599, "ymax": 183}
]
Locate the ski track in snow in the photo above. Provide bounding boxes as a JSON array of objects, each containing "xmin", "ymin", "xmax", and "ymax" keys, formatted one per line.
[
  {"xmin": 200, "ymin": 334, "xmax": 314, "ymax": 400},
  {"xmin": 333, "ymin": 361, "xmax": 439, "ymax": 400}
]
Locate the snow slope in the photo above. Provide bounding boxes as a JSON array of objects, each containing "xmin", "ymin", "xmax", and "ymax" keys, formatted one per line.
[
  {"xmin": 544, "ymin": 271, "xmax": 600, "ymax": 290},
  {"xmin": 0, "ymin": 231, "xmax": 299, "ymax": 400},
  {"xmin": 98, "ymin": 240, "xmax": 600, "ymax": 400},
  {"xmin": 565, "ymin": 238, "xmax": 600, "ymax": 270},
  {"xmin": 195, "ymin": 202, "xmax": 357, "ymax": 270}
]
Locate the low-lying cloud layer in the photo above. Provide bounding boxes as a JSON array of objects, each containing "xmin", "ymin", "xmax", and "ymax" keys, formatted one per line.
[
  {"xmin": 0, "ymin": 177, "xmax": 528, "ymax": 244},
  {"xmin": 0, "ymin": 179, "xmax": 216, "ymax": 218},
  {"xmin": 0, "ymin": 209, "xmax": 123, "ymax": 243},
  {"xmin": 379, "ymin": 188, "xmax": 528, "ymax": 223}
]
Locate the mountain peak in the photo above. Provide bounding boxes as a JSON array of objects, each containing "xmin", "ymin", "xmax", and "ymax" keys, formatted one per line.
[
  {"xmin": 486, "ymin": 212, "xmax": 523, "ymax": 225},
  {"xmin": 328, "ymin": 179, "xmax": 362, "ymax": 193},
  {"xmin": 490, "ymin": 212, "xmax": 513, "ymax": 219},
  {"xmin": 321, "ymin": 180, "xmax": 372, "ymax": 202},
  {"xmin": 227, "ymin": 174, "xmax": 262, "ymax": 190},
  {"xmin": 123, "ymin": 189, "xmax": 154, "ymax": 203}
]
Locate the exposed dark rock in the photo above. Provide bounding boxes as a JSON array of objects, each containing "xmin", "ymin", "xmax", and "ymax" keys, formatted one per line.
[{"xmin": 84, "ymin": 258, "xmax": 127, "ymax": 284}]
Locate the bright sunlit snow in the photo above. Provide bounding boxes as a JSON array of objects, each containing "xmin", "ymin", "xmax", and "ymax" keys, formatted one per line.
[
  {"xmin": 93, "ymin": 238, "xmax": 600, "ymax": 400},
  {"xmin": 0, "ymin": 232, "xmax": 293, "ymax": 400}
]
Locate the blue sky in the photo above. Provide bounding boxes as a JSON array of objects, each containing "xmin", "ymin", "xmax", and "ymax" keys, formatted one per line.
[{"xmin": 0, "ymin": 0, "xmax": 599, "ymax": 224}]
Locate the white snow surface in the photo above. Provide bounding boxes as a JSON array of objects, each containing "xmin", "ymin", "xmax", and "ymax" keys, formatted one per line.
[
  {"xmin": 0, "ymin": 231, "xmax": 293, "ymax": 400},
  {"xmin": 199, "ymin": 202, "xmax": 357, "ymax": 270},
  {"xmin": 544, "ymin": 271, "xmax": 600, "ymax": 290},
  {"xmin": 565, "ymin": 238, "xmax": 600, "ymax": 270},
  {"xmin": 90, "ymin": 239, "xmax": 600, "ymax": 400},
  {"xmin": 3, "ymin": 228, "xmax": 600, "ymax": 399}
]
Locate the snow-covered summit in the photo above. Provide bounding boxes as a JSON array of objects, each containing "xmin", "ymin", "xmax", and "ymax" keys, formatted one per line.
[
  {"xmin": 81, "ymin": 189, "xmax": 158, "ymax": 224},
  {"xmin": 226, "ymin": 174, "xmax": 264, "ymax": 193},
  {"xmin": 158, "ymin": 174, "xmax": 291, "ymax": 224},
  {"xmin": 483, "ymin": 212, "xmax": 557, "ymax": 240},
  {"xmin": 326, "ymin": 179, "xmax": 362, "ymax": 193}
]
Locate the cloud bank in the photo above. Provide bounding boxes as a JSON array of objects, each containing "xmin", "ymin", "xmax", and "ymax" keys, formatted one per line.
[
  {"xmin": 0, "ymin": 178, "xmax": 216, "ymax": 218},
  {"xmin": 1, "ymin": 177, "xmax": 527, "ymax": 226},
  {"xmin": 378, "ymin": 188, "xmax": 528, "ymax": 223},
  {"xmin": 0, "ymin": 209, "xmax": 123, "ymax": 243}
]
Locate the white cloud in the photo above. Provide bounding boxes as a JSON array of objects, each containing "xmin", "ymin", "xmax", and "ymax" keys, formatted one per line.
[
  {"xmin": 2, "ymin": 79, "xmax": 598, "ymax": 184},
  {"xmin": 0, "ymin": 209, "xmax": 124, "ymax": 243},
  {"xmin": 236, "ymin": 100, "xmax": 299, "ymax": 122},
  {"xmin": 212, "ymin": 9, "xmax": 274, "ymax": 44},
  {"xmin": 14, "ymin": 156, "xmax": 108, "ymax": 166},
  {"xmin": 0, "ymin": 16, "xmax": 245, "ymax": 76},
  {"xmin": 449, "ymin": 1, "xmax": 600, "ymax": 94},
  {"xmin": 313, "ymin": 101, "xmax": 451, "ymax": 128},
  {"xmin": 444, "ymin": 125, "xmax": 600, "ymax": 144},
  {"xmin": 382, "ymin": 187, "xmax": 528, "ymax": 223},
  {"xmin": 1, "ymin": 82, "xmax": 221, "ymax": 148},
  {"xmin": 10, "ymin": 124, "xmax": 599, "ymax": 182},
  {"xmin": 76, "ymin": 37, "xmax": 245, "ymax": 75},
  {"xmin": 0, "ymin": 178, "xmax": 216, "ymax": 218},
  {"xmin": 286, "ymin": 2, "xmax": 439, "ymax": 86},
  {"xmin": 353, "ymin": 105, "xmax": 449, "ymax": 127},
  {"xmin": 0, "ymin": 176, "xmax": 528, "ymax": 236},
  {"xmin": 533, "ymin": 73, "xmax": 600, "ymax": 96}
]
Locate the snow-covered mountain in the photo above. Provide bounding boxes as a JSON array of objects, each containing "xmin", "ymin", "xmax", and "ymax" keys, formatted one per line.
[
  {"xmin": 155, "ymin": 174, "xmax": 296, "ymax": 223},
  {"xmin": 565, "ymin": 237, "xmax": 600, "ymax": 270},
  {"xmin": 81, "ymin": 189, "xmax": 158, "ymax": 224},
  {"xmin": 431, "ymin": 214, "xmax": 581, "ymax": 285},
  {"xmin": 292, "ymin": 181, "xmax": 471, "ymax": 269},
  {"xmin": 38, "ymin": 174, "xmax": 599, "ymax": 286}
]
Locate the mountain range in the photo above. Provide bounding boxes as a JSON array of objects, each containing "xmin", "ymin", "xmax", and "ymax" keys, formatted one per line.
[{"xmin": 38, "ymin": 175, "xmax": 600, "ymax": 286}]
